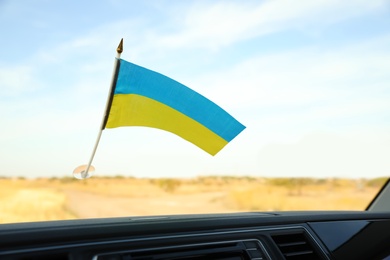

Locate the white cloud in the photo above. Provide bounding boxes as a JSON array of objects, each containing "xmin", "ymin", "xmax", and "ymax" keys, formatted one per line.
[
  {"xmin": 189, "ymin": 34, "xmax": 390, "ymax": 112},
  {"xmin": 154, "ymin": 0, "xmax": 387, "ymax": 50},
  {"xmin": 0, "ymin": 65, "xmax": 39, "ymax": 95}
]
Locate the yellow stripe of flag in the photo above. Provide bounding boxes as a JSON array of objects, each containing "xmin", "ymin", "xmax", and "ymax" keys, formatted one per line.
[{"xmin": 106, "ymin": 94, "xmax": 229, "ymax": 155}]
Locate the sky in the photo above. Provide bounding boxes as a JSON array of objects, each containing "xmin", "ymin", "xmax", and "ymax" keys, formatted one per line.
[{"xmin": 0, "ymin": 0, "xmax": 389, "ymax": 179}]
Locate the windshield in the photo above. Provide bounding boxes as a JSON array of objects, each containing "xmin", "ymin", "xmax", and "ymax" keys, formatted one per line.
[{"xmin": 1, "ymin": 1, "xmax": 389, "ymax": 224}]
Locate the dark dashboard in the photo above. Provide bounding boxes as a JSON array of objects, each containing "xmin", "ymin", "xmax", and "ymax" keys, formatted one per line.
[{"xmin": 0, "ymin": 211, "xmax": 389, "ymax": 260}]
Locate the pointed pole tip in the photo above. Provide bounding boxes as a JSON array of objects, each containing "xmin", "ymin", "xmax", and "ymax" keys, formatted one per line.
[{"xmin": 117, "ymin": 38, "xmax": 123, "ymax": 54}]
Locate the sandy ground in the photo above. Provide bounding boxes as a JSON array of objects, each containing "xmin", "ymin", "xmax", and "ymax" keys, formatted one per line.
[
  {"xmin": 1, "ymin": 178, "xmax": 381, "ymax": 223},
  {"xmin": 63, "ymin": 189, "xmax": 235, "ymax": 218}
]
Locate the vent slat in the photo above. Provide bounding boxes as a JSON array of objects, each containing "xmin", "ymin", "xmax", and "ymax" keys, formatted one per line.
[
  {"xmin": 276, "ymin": 241, "xmax": 307, "ymax": 247},
  {"xmin": 284, "ymin": 250, "xmax": 315, "ymax": 257},
  {"xmin": 271, "ymin": 232, "xmax": 322, "ymax": 260}
]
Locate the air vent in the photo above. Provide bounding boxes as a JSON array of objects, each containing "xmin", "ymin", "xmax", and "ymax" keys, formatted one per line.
[
  {"xmin": 271, "ymin": 232, "xmax": 323, "ymax": 260},
  {"xmin": 95, "ymin": 240, "xmax": 269, "ymax": 260}
]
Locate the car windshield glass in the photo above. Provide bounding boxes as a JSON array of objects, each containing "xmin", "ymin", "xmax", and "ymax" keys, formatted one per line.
[{"xmin": 0, "ymin": 1, "xmax": 389, "ymax": 224}]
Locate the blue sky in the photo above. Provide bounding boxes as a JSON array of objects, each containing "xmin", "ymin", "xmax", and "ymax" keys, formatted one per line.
[{"xmin": 0, "ymin": 0, "xmax": 389, "ymax": 178}]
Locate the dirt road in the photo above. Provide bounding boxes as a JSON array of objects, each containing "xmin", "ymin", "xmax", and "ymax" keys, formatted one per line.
[{"xmin": 63, "ymin": 189, "xmax": 234, "ymax": 218}]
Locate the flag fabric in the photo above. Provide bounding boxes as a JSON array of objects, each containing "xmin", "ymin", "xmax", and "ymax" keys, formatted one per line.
[{"xmin": 104, "ymin": 58, "xmax": 245, "ymax": 156}]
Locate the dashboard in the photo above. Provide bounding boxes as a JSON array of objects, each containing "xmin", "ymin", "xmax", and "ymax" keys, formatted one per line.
[{"xmin": 0, "ymin": 211, "xmax": 389, "ymax": 260}]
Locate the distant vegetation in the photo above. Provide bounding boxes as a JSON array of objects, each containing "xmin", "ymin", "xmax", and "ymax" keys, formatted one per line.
[
  {"xmin": 149, "ymin": 178, "xmax": 182, "ymax": 193},
  {"xmin": 365, "ymin": 177, "xmax": 388, "ymax": 187},
  {"xmin": 1, "ymin": 175, "xmax": 388, "ymax": 190}
]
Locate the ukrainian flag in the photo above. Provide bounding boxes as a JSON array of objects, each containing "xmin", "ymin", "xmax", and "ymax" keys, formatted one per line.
[{"xmin": 104, "ymin": 59, "xmax": 245, "ymax": 156}]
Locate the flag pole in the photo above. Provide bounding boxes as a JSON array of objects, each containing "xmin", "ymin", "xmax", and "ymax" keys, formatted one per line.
[{"xmin": 76, "ymin": 39, "xmax": 123, "ymax": 179}]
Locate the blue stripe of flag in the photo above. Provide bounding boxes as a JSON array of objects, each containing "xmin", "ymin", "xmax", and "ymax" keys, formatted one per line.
[{"xmin": 114, "ymin": 59, "xmax": 245, "ymax": 142}]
